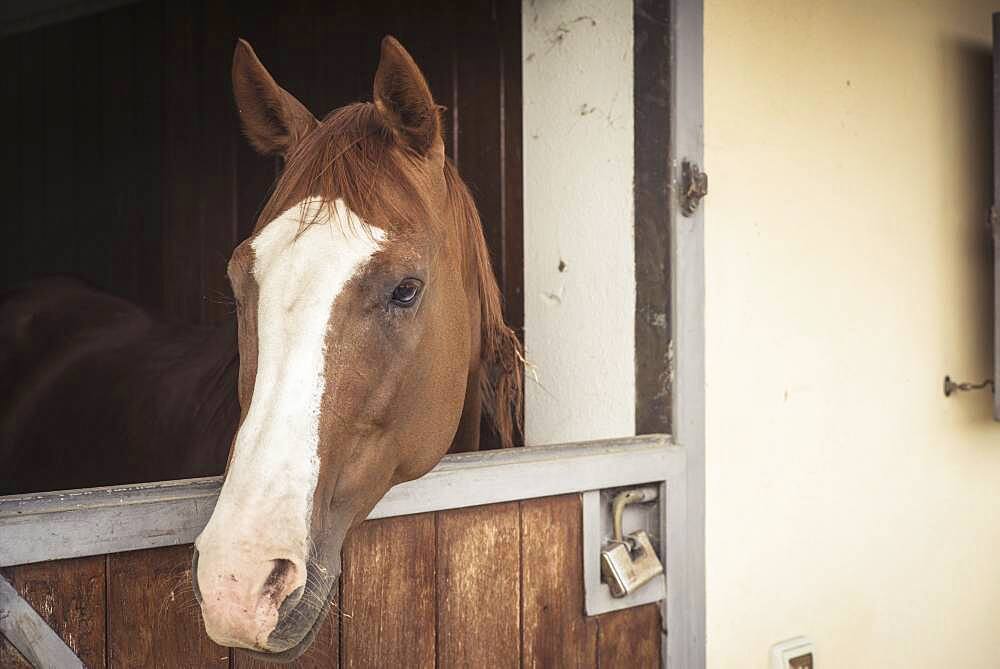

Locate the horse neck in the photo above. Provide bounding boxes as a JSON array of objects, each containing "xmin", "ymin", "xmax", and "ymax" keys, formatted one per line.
[{"xmin": 164, "ymin": 318, "xmax": 241, "ymax": 475}]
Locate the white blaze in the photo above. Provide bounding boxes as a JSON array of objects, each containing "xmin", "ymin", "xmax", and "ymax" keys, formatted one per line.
[{"xmin": 197, "ymin": 198, "xmax": 384, "ymax": 560}]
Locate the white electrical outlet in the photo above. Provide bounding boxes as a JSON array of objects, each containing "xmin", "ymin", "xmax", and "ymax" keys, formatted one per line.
[{"xmin": 770, "ymin": 637, "xmax": 815, "ymax": 669}]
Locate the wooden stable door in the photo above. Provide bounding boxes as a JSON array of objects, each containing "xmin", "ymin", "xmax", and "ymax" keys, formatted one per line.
[{"xmin": 1, "ymin": 495, "xmax": 659, "ymax": 668}]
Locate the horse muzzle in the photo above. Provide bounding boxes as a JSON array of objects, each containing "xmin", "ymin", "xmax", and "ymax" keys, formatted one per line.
[{"xmin": 192, "ymin": 547, "xmax": 308, "ymax": 651}]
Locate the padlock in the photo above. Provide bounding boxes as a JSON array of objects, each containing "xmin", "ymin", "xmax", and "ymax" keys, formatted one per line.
[{"xmin": 600, "ymin": 489, "xmax": 664, "ymax": 597}]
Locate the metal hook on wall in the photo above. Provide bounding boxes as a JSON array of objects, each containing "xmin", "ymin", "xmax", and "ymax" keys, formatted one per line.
[{"xmin": 943, "ymin": 376, "xmax": 995, "ymax": 397}]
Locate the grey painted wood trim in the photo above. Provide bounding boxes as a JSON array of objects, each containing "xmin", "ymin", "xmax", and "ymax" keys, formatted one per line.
[
  {"xmin": 0, "ymin": 435, "xmax": 679, "ymax": 568},
  {"xmin": 992, "ymin": 13, "xmax": 999, "ymax": 421},
  {"xmin": 666, "ymin": 0, "xmax": 706, "ymax": 667},
  {"xmin": 0, "ymin": 575, "xmax": 85, "ymax": 668}
]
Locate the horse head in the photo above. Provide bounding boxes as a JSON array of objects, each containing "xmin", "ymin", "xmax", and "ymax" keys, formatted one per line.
[{"xmin": 192, "ymin": 36, "xmax": 521, "ymax": 661}]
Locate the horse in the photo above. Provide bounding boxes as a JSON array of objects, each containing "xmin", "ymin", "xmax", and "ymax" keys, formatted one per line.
[{"xmin": 0, "ymin": 36, "xmax": 522, "ymax": 660}]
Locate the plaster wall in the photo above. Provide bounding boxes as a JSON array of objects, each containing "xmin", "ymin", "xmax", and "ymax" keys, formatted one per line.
[{"xmin": 705, "ymin": 2, "xmax": 1000, "ymax": 666}]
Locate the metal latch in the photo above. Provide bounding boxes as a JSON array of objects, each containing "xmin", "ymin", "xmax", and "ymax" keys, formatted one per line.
[
  {"xmin": 681, "ymin": 160, "xmax": 708, "ymax": 216},
  {"xmin": 599, "ymin": 488, "xmax": 664, "ymax": 597}
]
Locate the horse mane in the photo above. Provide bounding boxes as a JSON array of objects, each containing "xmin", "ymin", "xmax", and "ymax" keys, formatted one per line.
[
  {"xmin": 252, "ymin": 102, "xmax": 523, "ymax": 448},
  {"xmin": 443, "ymin": 160, "xmax": 524, "ymax": 449}
]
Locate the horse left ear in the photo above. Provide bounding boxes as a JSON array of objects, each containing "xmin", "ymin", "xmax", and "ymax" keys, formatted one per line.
[
  {"xmin": 232, "ymin": 38, "xmax": 318, "ymax": 157},
  {"xmin": 373, "ymin": 36, "xmax": 443, "ymax": 158}
]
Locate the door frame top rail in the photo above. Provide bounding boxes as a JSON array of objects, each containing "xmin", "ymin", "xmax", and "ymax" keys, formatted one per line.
[{"xmin": 0, "ymin": 434, "xmax": 681, "ymax": 567}]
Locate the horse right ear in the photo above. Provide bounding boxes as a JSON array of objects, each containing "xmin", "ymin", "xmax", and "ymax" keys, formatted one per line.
[{"xmin": 232, "ymin": 39, "xmax": 318, "ymax": 157}]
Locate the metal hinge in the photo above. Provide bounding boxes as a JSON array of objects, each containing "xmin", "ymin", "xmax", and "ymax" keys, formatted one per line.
[
  {"xmin": 681, "ymin": 160, "xmax": 708, "ymax": 217},
  {"xmin": 990, "ymin": 205, "xmax": 1000, "ymax": 239}
]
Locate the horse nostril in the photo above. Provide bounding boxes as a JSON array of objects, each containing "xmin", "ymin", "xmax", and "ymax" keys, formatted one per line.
[{"xmin": 265, "ymin": 558, "xmax": 303, "ymax": 612}]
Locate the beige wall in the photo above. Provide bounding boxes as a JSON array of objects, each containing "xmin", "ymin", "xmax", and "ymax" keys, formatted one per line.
[{"xmin": 705, "ymin": 1, "xmax": 1000, "ymax": 667}]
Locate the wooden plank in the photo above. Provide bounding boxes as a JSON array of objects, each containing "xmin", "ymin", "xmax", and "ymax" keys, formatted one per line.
[
  {"xmin": 14, "ymin": 19, "xmax": 45, "ymax": 287},
  {"xmin": 103, "ymin": 4, "xmax": 140, "ymax": 301},
  {"xmin": 499, "ymin": 0, "xmax": 524, "ymax": 336},
  {"xmin": 340, "ymin": 514, "xmax": 436, "ymax": 668},
  {"xmin": 0, "ymin": 557, "xmax": 105, "ymax": 669},
  {"xmin": 200, "ymin": 0, "xmax": 238, "ymax": 324},
  {"xmin": 596, "ymin": 603, "xmax": 662, "ymax": 668},
  {"xmin": 385, "ymin": 0, "xmax": 455, "ymax": 157},
  {"xmin": 107, "ymin": 545, "xmax": 228, "ymax": 667},
  {"xmin": 634, "ymin": 0, "xmax": 673, "ymax": 435},
  {"xmin": 72, "ymin": 12, "xmax": 111, "ymax": 294},
  {"xmin": 0, "ymin": 437, "xmax": 681, "ymax": 567},
  {"xmin": 41, "ymin": 22, "xmax": 77, "ymax": 278},
  {"xmin": 455, "ymin": 0, "xmax": 505, "ymax": 452},
  {"xmin": 133, "ymin": 0, "xmax": 164, "ymax": 313},
  {"xmin": 0, "ymin": 33, "xmax": 21, "ymax": 289},
  {"xmin": 521, "ymin": 495, "xmax": 597, "ymax": 668},
  {"xmin": 161, "ymin": 0, "xmax": 205, "ymax": 324},
  {"xmin": 234, "ymin": 0, "xmax": 280, "ymax": 241},
  {"xmin": 436, "ymin": 502, "xmax": 520, "ymax": 668},
  {"xmin": 304, "ymin": 0, "xmax": 363, "ymax": 116}
]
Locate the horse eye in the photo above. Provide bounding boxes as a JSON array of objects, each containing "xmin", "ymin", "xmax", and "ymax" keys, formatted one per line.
[{"xmin": 390, "ymin": 279, "xmax": 422, "ymax": 307}]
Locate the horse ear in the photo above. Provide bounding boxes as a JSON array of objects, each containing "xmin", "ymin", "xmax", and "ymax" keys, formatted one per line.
[
  {"xmin": 373, "ymin": 36, "xmax": 443, "ymax": 158},
  {"xmin": 232, "ymin": 38, "xmax": 318, "ymax": 157}
]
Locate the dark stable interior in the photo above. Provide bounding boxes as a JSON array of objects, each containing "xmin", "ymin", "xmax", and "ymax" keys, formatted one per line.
[{"xmin": 0, "ymin": 0, "xmax": 523, "ymax": 493}]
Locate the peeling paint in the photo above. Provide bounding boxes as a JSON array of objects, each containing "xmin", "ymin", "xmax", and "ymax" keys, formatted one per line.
[{"xmin": 540, "ymin": 289, "xmax": 563, "ymax": 306}]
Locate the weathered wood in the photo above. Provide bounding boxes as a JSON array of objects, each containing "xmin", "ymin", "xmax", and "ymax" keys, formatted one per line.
[
  {"xmin": 634, "ymin": 0, "xmax": 673, "ymax": 436},
  {"xmin": 161, "ymin": 0, "xmax": 205, "ymax": 324},
  {"xmin": 102, "ymin": 5, "xmax": 139, "ymax": 303},
  {"xmin": 72, "ymin": 13, "xmax": 109, "ymax": 295},
  {"xmin": 0, "ymin": 573, "xmax": 86, "ymax": 669},
  {"xmin": 341, "ymin": 514, "xmax": 436, "ymax": 668},
  {"xmin": 521, "ymin": 495, "xmax": 598, "ymax": 668},
  {"xmin": 133, "ymin": 0, "xmax": 165, "ymax": 313},
  {"xmin": 0, "ymin": 32, "xmax": 21, "ymax": 291},
  {"xmin": 2, "ymin": 558, "xmax": 106, "ymax": 668},
  {"xmin": 200, "ymin": 0, "xmax": 239, "ymax": 326},
  {"xmin": 499, "ymin": 0, "xmax": 525, "ymax": 338},
  {"xmin": 107, "ymin": 545, "xmax": 228, "ymax": 667},
  {"xmin": 41, "ymin": 22, "xmax": 77, "ymax": 279},
  {"xmin": 596, "ymin": 603, "xmax": 662, "ymax": 668},
  {"xmin": 234, "ymin": 0, "xmax": 280, "ymax": 242},
  {"xmin": 436, "ymin": 502, "xmax": 520, "ymax": 668},
  {"xmin": 12, "ymin": 20, "xmax": 43, "ymax": 290},
  {"xmin": 0, "ymin": 477, "xmax": 221, "ymax": 567}
]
